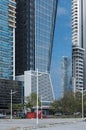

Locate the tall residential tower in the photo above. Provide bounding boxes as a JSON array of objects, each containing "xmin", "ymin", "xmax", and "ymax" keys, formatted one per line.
[
  {"xmin": 72, "ymin": 0, "xmax": 86, "ymax": 91},
  {"xmin": 16, "ymin": 0, "xmax": 57, "ymax": 103},
  {"xmin": 0, "ymin": 0, "xmax": 24, "ymax": 111},
  {"xmin": 0, "ymin": 0, "xmax": 16, "ymax": 80}
]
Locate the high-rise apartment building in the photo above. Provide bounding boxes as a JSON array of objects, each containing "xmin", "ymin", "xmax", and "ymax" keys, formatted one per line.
[
  {"xmin": 16, "ymin": 0, "xmax": 57, "ymax": 102},
  {"xmin": 0, "ymin": 0, "xmax": 24, "ymax": 111},
  {"xmin": 72, "ymin": 0, "xmax": 86, "ymax": 91},
  {"xmin": 0, "ymin": 0, "xmax": 16, "ymax": 80}
]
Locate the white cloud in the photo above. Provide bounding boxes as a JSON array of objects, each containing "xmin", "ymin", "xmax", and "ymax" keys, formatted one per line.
[{"xmin": 57, "ymin": 6, "xmax": 68, "ymax": 16}]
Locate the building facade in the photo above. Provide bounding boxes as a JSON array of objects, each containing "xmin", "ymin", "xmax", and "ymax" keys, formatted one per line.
[
  {"xmin": 0, "ymin": 79, "xmax": 24, "ymax": 111},
  {"xmin": 15, "ymin": 0, "xmax": 35, "ymax": 75},
  {"xmin": 61, "ymin": 56, "xmax": 71, "ymax": 96},
  {"xmin": 16, "ymin": 0, "xmax": 57, "ymax": 102},
  {"xmin": 0, "ymin": 0, "xmax": 24, "ymax": 111},
  {"xmin": 0, "ymin": 0, "xmax": 16, "ymax": 80},
  {"xmin": 16, "ymin": 0, "xmax": 57, "ymax": 74},
  {"xmin": 72, "ymin": 0, "xmax": 86, "ymax": 91}
]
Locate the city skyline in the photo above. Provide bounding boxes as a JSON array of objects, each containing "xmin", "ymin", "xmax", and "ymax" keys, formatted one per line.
[
  {"xmin": 0, "ymin": 0, "xmax": 72, "ymax": 100},
  {"xmin": 0, "ymin": 0, "xmax": 86, "ymax": 116}
]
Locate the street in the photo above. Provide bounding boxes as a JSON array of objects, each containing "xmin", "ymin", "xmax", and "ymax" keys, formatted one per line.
[
  {"xmin": 0, "ymin": 118, "xmax": 86, "ymax": 130},
  {"xmin": 35, "ymin": 120, "xmax": 86, "ymax": 130}
]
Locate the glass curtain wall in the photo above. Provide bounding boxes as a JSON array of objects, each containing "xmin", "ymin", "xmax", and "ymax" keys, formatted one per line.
[
  {"xmin": 35, "ymin": 0, "xmax": 57, "ymax": 72},
  {"xmin": 0, "ymin": 0, "xmax": 16, "ymax": 79}
]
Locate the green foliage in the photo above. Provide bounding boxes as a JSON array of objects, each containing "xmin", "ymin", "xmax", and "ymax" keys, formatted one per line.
[
  {"xmin": 12, "ymin": 103, "xmax": 24, "ymax": 111},
  {"xmin": 7, "ymin": 103, "xmax": 24, "ymax": 112},
  {"xmin": 25, "ymin": 93, "xmax": 41, "ymax": 110},
  {"xmin": 50, "ymin": 91, "xmax": 86, "ymax": 115},
  {"xmin": 61, "ymin": 92, "xmax": 75, "ymax": 113},
  {"xmin": 8, "ymin": 93, "xmax": 41, "ymax": 112}
]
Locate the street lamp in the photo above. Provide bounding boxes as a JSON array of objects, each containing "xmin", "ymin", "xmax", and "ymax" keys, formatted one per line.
[
  {"xmin": 36, "ymin": 68, "xmax": 39, "ymax": 125},
  {"xmin": 28, "ymin": 69, "xmax": 46, "ymax": 125},
  {"xmin": 81, "ymin": 88, "xmax": 86, "ymax": 119},
  {"xmin": 76, "ymin": 87, "xmax": 84, "ymax": 119},
  {"xmin": 82, "ymin": 88, "xmax": 84, "ymax": 119},
  {"xmin": 10, "ymin": 89, "xmax": 17, "ymax": 119},
  {"xmin": 41, "ymin": 96, "xmax": 42, "ymax": 119},
  {"xmin": 36, "ymin": 69, "xmax": 48, "ymax": 124},
  {"xmin": 77, "ymin": 87, "xmax": 86, "ymax": 119}
]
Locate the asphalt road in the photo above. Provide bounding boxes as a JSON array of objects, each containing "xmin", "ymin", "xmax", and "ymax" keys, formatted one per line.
[
  {"xmin": 35, "ymin": 120, "xmax": 86, "ymax": 130},
  {"xmin": 0, "ymin": 118, "xmax": 86, "ymax": 130}
]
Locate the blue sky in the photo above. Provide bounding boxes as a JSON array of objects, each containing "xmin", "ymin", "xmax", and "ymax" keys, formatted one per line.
[{"xmin": 50, "ymin": 0, "xmax": 72, "ymax": 99}]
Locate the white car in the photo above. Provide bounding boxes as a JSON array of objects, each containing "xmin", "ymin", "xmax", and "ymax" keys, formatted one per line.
[
  {"xmin": 54, "ymin": 112, "xmax": 62, "ymax": 116},
  {"xmin": 0, "ymin": 114, "xmax": 6, "ymax": 118}
]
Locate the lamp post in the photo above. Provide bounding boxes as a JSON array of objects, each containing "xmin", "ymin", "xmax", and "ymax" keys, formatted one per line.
[
  {"xmin": 10, "ymin": 90, "xmax": 12, "ymax": 120},
  {"xmin": 36, "ymin": 69, "xmax": 47, "ymax": 124},
  {"xmin": 41, "ymin": 96, "xmax": 42, "ymax": 119},
  {"xmin": 36, "ymin": 70, "xmax": 47, "ymax": 124},
  {"xmin": 77, "ymin": 87, "xmax": 84, "ymax": 119},
  {"xmin": 27, "ymin": 69, "xmax": 40, "ymax": 125},
  {"xmin": 36, "ymin": 68, "xmax": 38, "ymax": 125},
  {"xmin": 10, "ymin": 89, "xmax": 17, "ymax": 119},
  {"xmin": 28, "ymin": 70, "xmax": 47, "ymax": 124},
  {"xmin": 82, "ymin": 88, "xmax": 84, "ymax": 119},
  {"xmin": 77, "ymin": 87, "xmax": 86, "ymax": 119},
  {"xmin": 81, "ymin": 88, "xmax": 86, "ymax": 119}
]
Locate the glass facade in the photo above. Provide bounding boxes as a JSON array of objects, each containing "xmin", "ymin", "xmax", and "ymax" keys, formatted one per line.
[
  {"xmin": 0, "ymin": 0, "xmax": 16, "ymax": 79},
  {"xmin": 61, "ymin": 56, "xmax": 71, "ymax": 96},
  {"xmin": 15, "ymin": 0, "xmax": 57, "ymax": 102},
  {"xmin": 27, "ymin": 70, "xmax": 54, "ymax": 102},
  {"xmin": 16, "ymin": 0, "xmax": 35, "ymax": 75},
  {"xmin": 35, "ymin": 0, "xmax": 57, "ymax": 72},
  {"xmin": 16, "ymin": 0, "xmax": 57, "ymax": 74},
  {"xmin": 0, "ymin": 79, "xmax": 24, "ymax": 109}
]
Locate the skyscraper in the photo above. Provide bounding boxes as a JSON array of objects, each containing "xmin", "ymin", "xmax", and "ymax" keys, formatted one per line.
[
  {"xmin": 72, "ymin": 0, "xmax": 86, "ymax": 91},
  {"xmin": 16, "ymin": 0, "xmax": 57, "ymax": 102},
  {"xmin": 15, "ymin": 0, "xmax": 35, "ymax": 75},
  {"xmin": 16, "ymin": 0, "xmax": 57, "ymax": 74},
  {"xmin": 0, "ymin": 0, "xmax": 16, "ymax": 80},
  {"xmin": 61, "ymin": 56, "xmax": 71, "ymax": 96},
  {"xmin": 0, "ymin": 0, "xmax": 24, "ymax": 111}
]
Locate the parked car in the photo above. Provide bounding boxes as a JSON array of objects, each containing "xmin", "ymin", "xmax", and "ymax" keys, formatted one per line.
[
  {"xmin": 0, "ymin": 114, "xmax": 6, "ymax": 118},
  {"xmin": 54, "ymin": 112, "xmax": 62, "ymax": 116},
  {"xmin": 17, "ymin": 112, "xmax": 26, "ymax": 118},
  {"xmin": 73, "ymin": 112, "xmax": 81, "ymax": 116}
]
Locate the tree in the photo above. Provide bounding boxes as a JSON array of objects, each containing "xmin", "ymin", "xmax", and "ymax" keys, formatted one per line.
[
  {"xmin": 25, "ymin": 93, "xmax": 41, "ymax": 111},
  {"xmin": 60, "ymin": 92, "xmax": 75, "ymax": 114},
  {"xmin": 50, "ymin": 91, "xmax": 83, "ymax": 115},
  {"xmin": 50, "ymin": 100, "xmax": 61, "ymax": 113},
  {"xmin": 12, "ymin": 103, "xmax": 24, "ymax": 112},
  {"xmin": 7, "ymin": 103, "xmax": 24, "ymax": 113}
]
